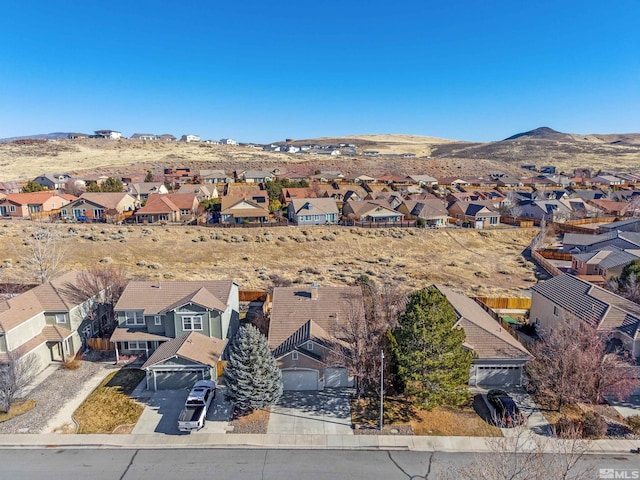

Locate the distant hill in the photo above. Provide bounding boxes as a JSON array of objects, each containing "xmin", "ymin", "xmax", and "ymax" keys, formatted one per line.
[
  {"xmin": 503, "ymin": 127, "xmax": 575, "ymax": 142},
  {"xmin": 0, "ymin": 132, "xmax": 72, "ymax": 143}
]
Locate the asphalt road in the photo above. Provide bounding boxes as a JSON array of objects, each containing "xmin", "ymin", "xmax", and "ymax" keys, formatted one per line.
[{"xmin": 0, "ymin": 448, "xmax": 638, "ymax": 479}]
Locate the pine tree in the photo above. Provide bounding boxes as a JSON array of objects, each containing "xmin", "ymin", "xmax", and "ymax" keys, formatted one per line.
[
  {"xmin": 392, "ymin": 287, "xmax": 472, "ymax": 408},
  {"xmin": 225, "ymin": 324, "xmax": 283, "ymax": 412}
]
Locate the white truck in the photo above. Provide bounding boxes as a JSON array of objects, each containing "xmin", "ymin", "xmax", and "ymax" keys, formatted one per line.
[{"xmin": 177, "ymin": 380, "xmax": 216, "ymax": 432}]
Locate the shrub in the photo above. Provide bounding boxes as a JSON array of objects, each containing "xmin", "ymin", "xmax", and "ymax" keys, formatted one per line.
[
  {"xmin": 554, "ymin": 415, "xmax": 583, "ymax": 439},
  {"xmin": 581, "ymin": 411, "xmax": 607, "ymax": 438},
  {"xmin": 627, "ymin": 415, "xmax": 640, "ymax": 434}
]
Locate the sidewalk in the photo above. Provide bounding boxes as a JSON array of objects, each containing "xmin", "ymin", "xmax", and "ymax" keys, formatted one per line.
[{"xmin": 0, "ymin": 432, "xmax": 636, "ymax": 454}]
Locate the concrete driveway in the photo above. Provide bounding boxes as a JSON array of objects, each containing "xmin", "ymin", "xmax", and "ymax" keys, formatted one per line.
[
  {"xmin": 605, "ymin": 395, "xmax": 640, "ymax": 418},
  {"xmin": 267, "ymin": 388, "xmax": 353, "ymax": 435},
  {"xmin": 133, "ymin": 385, "xmax": 233, "ymax": 435}
]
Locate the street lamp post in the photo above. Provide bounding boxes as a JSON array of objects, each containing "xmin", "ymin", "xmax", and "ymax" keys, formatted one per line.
[{"xmin": 379, "ymin": 350, "xmax": 384, "ymax": 431}]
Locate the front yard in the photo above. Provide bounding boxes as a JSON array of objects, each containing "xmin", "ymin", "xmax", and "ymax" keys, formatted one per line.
[
  {"xmin": 73, "ymin": 369, "xmax": 145, "ymax": 434},
  {"xmin": 0, "ymin": 400, "xmax": 36, "ymax": 423},
  {"xmin": 351, "ymin": 394, "xmax": 502, "ymax": 437}
]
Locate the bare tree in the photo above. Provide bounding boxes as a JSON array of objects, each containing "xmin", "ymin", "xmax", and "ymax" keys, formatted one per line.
[
  {"xmin": 448, "ymin": 426, "xmax": 595, "ymax": 480},
  {"xmin": 0, "ymin": 353, "xmax": 39, "ymax": 414},
  {"xmin": 61, "ymin": 265, "xmax": 128, "ymax": 336},
  {"xmin": 21, "ymin": 221, "xmax": 68, "ymax": 283},
  {"xmin": 527, "ymin": 315, "xmax": 638, "ymax": 409}
]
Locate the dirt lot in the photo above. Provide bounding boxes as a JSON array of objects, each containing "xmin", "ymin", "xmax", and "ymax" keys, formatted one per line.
[{"xmin": 0, "ymin": 222, "xmax": 538, "ymax": 296}]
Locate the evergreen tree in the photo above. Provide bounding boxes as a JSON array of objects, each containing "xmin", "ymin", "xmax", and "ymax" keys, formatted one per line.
[
  {"xmin": 225, "ymin": 324, "xmax": 283, "ymax": 412},
  {"xmin": 22, "ymin": 180, "xmax": 47, "ymax": 192},
  {"xmin": 101, "ymin": 177, "xmax": 124, "ymax": 192},
  {"xmin": 144, "ymin": 170, "xmax": 154, "ymax": 182},
  {"xmin": 392, "ymin": 287, "xmax": 472, "ymax": 408}
]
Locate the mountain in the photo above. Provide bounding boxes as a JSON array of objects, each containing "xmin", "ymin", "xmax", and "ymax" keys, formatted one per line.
[
  {"xmin": 502, "ymin": 127, "xmax": 575, "ymax": 142},
  {"xmin": 0, "ymin": 132, "xmax": 72, "ymax": 143}
]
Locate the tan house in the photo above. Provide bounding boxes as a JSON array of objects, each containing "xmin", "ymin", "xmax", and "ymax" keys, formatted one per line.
[
  {"xmin": 177, "ymin": 184, "xmax": 218, "ymax": 201},
  {"xmin": 0, "ymin": 271, "xmax": 106, "ymax": 371},
  {"xmin": 342, "ymin": 200, "xmax": 405, "ymax": 223},
  {"xmin": 268, "ymin": 283, "xmax": 363, "ymax": 391},
  {"xmin": 447, "ymin": 201, "xmax": 500, "ymax": 228},
  {"xmin": 134, "ymin": 193, "xmax": 200, "ymax": 224},
  {"xmin": 127, "ymin": 182, "xmax": 169, "ymax": 202},
  {"xmin": 398, "ymin": 199, "xmax": 449, "ymax": 227},
  {"xmin": 61, "ymin": 192, "xmax": 137, "ymax": 221},
  {"xmin": 0, "ymin": 192, "xmax": 75, "ymax": 218},
  {"xmin": 220, "ymin": 195, "xmax": 269, "ymax": 224}
]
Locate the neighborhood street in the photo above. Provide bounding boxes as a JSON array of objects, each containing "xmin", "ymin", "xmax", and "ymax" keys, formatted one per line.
[{"xmin": 1, "ymin": 448, "xmax": 637, "ymax": 480}]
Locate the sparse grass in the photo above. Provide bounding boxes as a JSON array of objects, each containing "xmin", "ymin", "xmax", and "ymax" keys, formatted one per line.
[
  {"xmin": 229, "ymin": 408, "xmax": 270, "ymax": 434},
  {"xmin": 0, "ymin": 399, "xmax": 36, "ymax": 422},
  {"xmin": 351, "ymin": 396, "xmax": 502, "ymax": 437},
  {"xmin": 73, "ymin": 369, "xmax": 145, "ymax": 434},
  {"xmin": 61, "ymin": 358, "xmax": 81, "ymax": 370}
]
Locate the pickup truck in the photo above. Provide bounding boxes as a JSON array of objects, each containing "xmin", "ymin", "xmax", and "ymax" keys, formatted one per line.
[{"xmin": 177, "ymin": 380, "xmax": 216, "ymax": 432}]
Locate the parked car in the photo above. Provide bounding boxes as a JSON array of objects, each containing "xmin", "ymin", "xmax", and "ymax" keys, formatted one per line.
[
  {"xmin": 487, "ymin": 389, "xmax": 525, "ymax": 427},
  {"xmin": 177, "ymin": 380, "xmax": 216, "ymax": 432}
]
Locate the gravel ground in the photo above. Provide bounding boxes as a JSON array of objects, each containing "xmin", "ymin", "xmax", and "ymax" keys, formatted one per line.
[{"xmin": 0, "ymin": 361, "xmax": 108, "ymax": 434}]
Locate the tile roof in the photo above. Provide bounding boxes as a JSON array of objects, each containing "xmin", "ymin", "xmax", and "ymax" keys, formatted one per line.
[
  {"xmin": 531, "ymin": 274, "xmax": 640, "ymax": 337},
  {"xmin": 136, "ymin": 194, "xmax": 179, "ymax": 214},
  {"xmin": 268, "ymin": 285, "xmax": 363, "ymax": 351},
  {"xmin": 42, "ymin": 324, "xmax": 73, "ymax": 341},
  {"xmin": 142, "ymin": 332, "xmax": 227, "ymax": 369},
  {"xmin": 403, "ymin": 199, "xmax": 448, "ymax": 219},
  {"xmin": 289, "ymin": 198, "xmax": 339, "ymax": 215},
  {"xmin": 436, "ymin": 286, "xmax": 532, "ymax": 361},
  {"xmin": 110, "ymin": 328, "xmax": 171, "ymax": 343},
  {"xmin": 115, "ymin": 280, "xmax": 235, "ymax": 315},
  {"xmin": 78, "ymin": 192, "xmax": 134, "ymax": 210}
]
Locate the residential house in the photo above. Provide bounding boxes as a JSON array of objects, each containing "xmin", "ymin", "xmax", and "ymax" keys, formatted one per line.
[
  {"xmin": 93, "ymin": 130, "xmax": 122, "ymax": 139},
  {"xmin": 317, "ymin": 184, "xmax": 368, "ymax": 203},
  {"xmin": 200, "ymin": 169, "xmax": 234, "ymax": 184},
  {"xmin": 365, "ymin": 192, "xmax": 404, "ymax": 209},
  {"xmin": 180, "ymin": 134, "xmax": 200, "ymax": 142},
  {"xmin": 447, "ymin": 201, "xmax": 500, "ymax": 228},
  {"xmin": 0, "ymin": 182, "xmax": 21, "ymax": 194},
  {"xmin": 219, "ymin": 138, "xmax": 237, "ymax": 145},
  {"xmin": 437, "ymin": 286, "xmax": 533, "ymax": 386},
  {"xmin": 570, "ymin": 189, "xmax": 607, "ymax": 201},
  {"xmin": 130, "ymin": 133, "xmax": 157, "ymax": 141},
  {"xmin": 134, "ymin": 193, "xmax": 200, "ymax": 224},
  {"xmin": 589, "ymin": 199, "xmax": 632, "ymax": 217},
  {"xmin": 157, "ymin": 134, "xmax": 177, "ymax": 142},
  {"xmin": 495, "ymin": 176, "xmax": 523, "ymax": 188},
  {"xmin": 342, "ymin": 201, "xmax": 405, "ymax": 223},
  {"xmin": 592, "ymin": 175, "xmax": 625, "ymax": 186},
  {"xmin": 238, "ymin": 170, "xmax": 275, "ymax": 183},
  {"xmin": 287, "ymin": 198, "xmax": 339, "ymax": 225},
  {"xmin": 0, "ymin": 271, "xmax": 108, "ymax": 370},
  {"xmin": 518, "ymin": 200, "xmax": 572, "ymax": 222},
  {"xmin": 219, "ymin": 195, "xmax": 269, "ymax": 224},
  {"xmin": 351, "ymin": 175, "xmax": 377, "ymax": 184},
  {"xmin": 408, "ymin": 174, "xmax": 438, "ymax": 186},
  {"xmin": 127, "ymin": 182, "xmax": 169, "ymax": 202},
  {"xmin": 33, "ymin": 173, "xmax": 71, "ymax": 190},
  {"xmin": 177, "ymin": 184, "xmax": 218, "ymax": 201},
  {"xmin": 562, "ymin": 231, "xmax": 640, "ymax": 253},
  {"xmin": 438, "ymin": 177, "xmax": 470, "ymax": 188},
  {"xmin": 67, "ymin": 133, "xmax": 89, "ymax": 140},
  {"xmin": 530, "ymin": 274, "xmax": 640, "ymax": 358},
  {"xmin": 164, "ymin": 167, "xmax": 194, "ymax": 186},
  {"xmin": 0, "ymin": 192, "xmax": 74, "ymax": 218},
  {"xmin": 111, "ymin": 280, "xmax": 239, "ymax": 390},
  {"xmin": 268, "ymin": 284, "xmax": 362, "ymax": 390},
  {"xmin": 598, "ymin": 218, "xmax": 640, "ymax": 234},
  {"xmin": 61, "ymin": 192, "xmax": 137, "ymax": 221},
  {"xmin": 280, "ymin": 187, "xmax": 317, "ymax": 206},
  {"xmin": 571, "ymin": 246, "xmax": 640, "ymax": 279},
  {"xmin": 397, "ymin": 199, "xmax": 448, "ymax": 227}
]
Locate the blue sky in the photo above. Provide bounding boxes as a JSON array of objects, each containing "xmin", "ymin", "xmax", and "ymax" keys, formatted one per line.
[{"xmin": 1, "ymin": 0, "xmax": 638, "ymax": 143}]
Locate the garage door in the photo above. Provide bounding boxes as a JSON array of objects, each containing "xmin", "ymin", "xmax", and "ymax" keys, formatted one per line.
[
  {"xmin": 324, "ymin": 368, "xmax": 349, "ymax": 387},
  {"xmin": 153, "ymin": 370, "xmax": 207, "ymax": 390},
  {"xmin": 475, "ymin": 366, "xmax": 521, "ymax": 386},
  {"xmin": 282, "ymin": 370, "xmax": 319, "ymax": 391}
]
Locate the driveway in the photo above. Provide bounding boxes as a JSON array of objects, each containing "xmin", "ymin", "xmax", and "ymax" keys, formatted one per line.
[
  {"xmin": 605, "ymin": 394, "xmax": 640, "ymax": 418},
  {"xmin": 267, "ymin": 388, "xmax": 353, "ymax": 435},
  {"xmin": 132, "ymin": 385, "xmax": 232, "ymax": 435}
]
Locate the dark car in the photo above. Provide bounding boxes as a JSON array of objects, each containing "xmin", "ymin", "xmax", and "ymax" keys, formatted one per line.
[{"xmin": 487, "ymin": 389, "xmax": 525, "ymax": 427}]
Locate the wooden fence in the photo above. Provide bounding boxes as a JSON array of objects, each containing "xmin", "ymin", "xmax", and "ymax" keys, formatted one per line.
[
  {"xmin": 531, "ymin": 249, "xmax": 562, "ymax": 277},
  {"xmin": 217, "ymin": 361, "xmax": 227, "ymax": 378},
  {"xmin": 352, "ymin": 220, "xmax": 416, "ymax": 228},
  {"xmin": 239, "ymin": 290, "xmax": 268, "ymax": 302},
  {"xmin": 474, "ymin": 297, "xmax": 532, "ymax": 310},
  {"xmin": 534, "ymin": 250, "xmax": 573, "ymax": 261},
  {"xmin": 87, "ymin": 337, "xmax": 114, "ymax": 351}
]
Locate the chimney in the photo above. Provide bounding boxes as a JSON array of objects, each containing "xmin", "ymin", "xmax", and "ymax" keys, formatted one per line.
[{"xmin": 311, "ymin": 282, "xmax": 319, "ymax": 300}]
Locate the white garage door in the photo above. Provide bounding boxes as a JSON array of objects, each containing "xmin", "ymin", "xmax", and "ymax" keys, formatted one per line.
[
  {"xmin": 282, "ymin": 370, "xmax": 319, "ymax": 391},
  {"xmin": 475, "ymin": 366, "xmax": 521, "ymax": 386},
  {"xmin": 324, "ymin": 368, "xmax": 349, "ymax": 387}
]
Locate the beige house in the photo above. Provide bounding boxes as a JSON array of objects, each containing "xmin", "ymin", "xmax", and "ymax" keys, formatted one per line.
[
  {"xmin": 61, "ymin": 192, "xmax": 137, "ymax": 221},
  {"xmin": 134, "ymin": 193, "xmax": 200, "ymax": 224},
  {"xmin": 0, "ymin": 192, "xmax": 74, "ymax": 218},
  {"xmin": 127, "ymin": 183, "xmax": 169, "ymax": 202},
  {"xmin": 0, "ymin": 271, "xmax": 105, "ymax": 371},
  {"xmin": 268, "ymin": 283, "xmax": 363, "ymax": 391},
  {"xmin": 398, "ymin": 199, "xmax": 449, "ymax": 227}
]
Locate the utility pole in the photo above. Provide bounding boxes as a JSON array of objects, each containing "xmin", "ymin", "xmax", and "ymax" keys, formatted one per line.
[{"xmin": 379, "ymin": 350, "xmax": 384, "ymax": 431}]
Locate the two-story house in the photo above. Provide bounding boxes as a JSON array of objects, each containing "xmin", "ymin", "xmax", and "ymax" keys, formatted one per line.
[
  {"xmin": 0, "ymin": 271, "xmax": 106, "ymax": 371},
  {"xmin": 111, "ymin": 280, "xmax": 239, "ymax": 390}
]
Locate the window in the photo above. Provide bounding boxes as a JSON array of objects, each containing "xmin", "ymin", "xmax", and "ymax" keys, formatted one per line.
[
  {"xmin": 292, "ymin": 351, "xmax": 299, "ymax": 360},
  {"xmin": 127, "ymin": 341, "xmax": 146, "ymax": 350},
  {"xmin": 490, "ymin": 216, "xmax": 498, "ymax": 225},
  {"xmin": 125, "ymin": 311, "xmax": 144, "ymax": 326},
  {"xmin": 553, "ymin": 306, "xmax": 559, "ymax": 317},
  {"xmin": 307, "ymin": 342, "xmax": 314, "ymax": 351},
  {"xmin": 154, "ymin": 315, "xmax": 162, "ymax": 326},
  {"xmin": 9, "ymin": 205, "xmax": 15, "ymax": 212},
  {"xmin": 182, "ymin": 316, "xmax": 203, "ymax": 331},
  {"xmin": 55, "ymin": 313, "xmax": 67, "ymax": 324}
]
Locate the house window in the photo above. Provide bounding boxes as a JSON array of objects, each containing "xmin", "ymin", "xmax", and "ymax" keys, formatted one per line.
[
  {"xmin": 9, "ymin": 205, "xmax": 15, "ymax": 212},
  {"xmin": 307, "ymin": 342, "xmax": 313, "ymax": 351},
  {"xmin": 55, "ymin": 313, "xmax": 67, "ymax": 324},
  {"xmin": 154, "ymin": 315, "xmax": 162, "ymax": 326},
  {"xmin": 125, "ymin": 311, "xmax": 145, "ymax": 326},
  {"xmin": 553, "ymin": 306, "xmax": 559, "ymax": 317},
  {"xmin": 127, "ymin": 341, "xmax": 146, "ymax": 350},
  {"xmin": 292, "ymin": 351, "xmax": 299, "ymax": 361},
  {"xmin": 490, "ymin": 217, "xmax": 498, "ymax": 225},
  {"xmin": 182, "ymin": 316, "xmax": 203, "ymax": 331}
]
